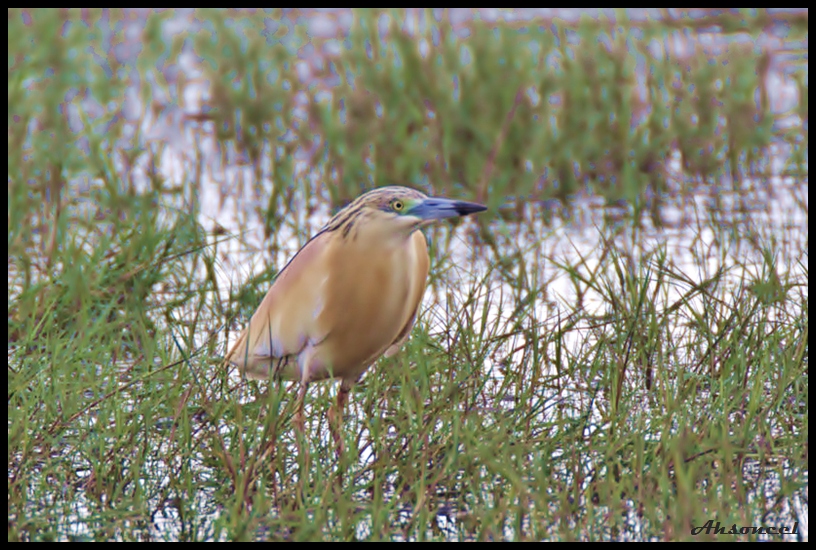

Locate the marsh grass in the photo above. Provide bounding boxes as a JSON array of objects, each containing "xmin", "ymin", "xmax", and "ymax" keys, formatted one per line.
[{"xmin": 8, "ymin": 9, "xmax": 807, "ymax": 541}]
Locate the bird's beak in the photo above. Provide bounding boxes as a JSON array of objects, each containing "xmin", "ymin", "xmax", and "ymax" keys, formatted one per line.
[{"xmin": 409, "ymin": 197, "xmax": 487, "ymax": 221}]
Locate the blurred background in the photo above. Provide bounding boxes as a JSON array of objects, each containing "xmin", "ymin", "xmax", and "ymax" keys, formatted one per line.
[{"xmin": 8, "ymin": 9, "xmax": 808, "ymax": 541}]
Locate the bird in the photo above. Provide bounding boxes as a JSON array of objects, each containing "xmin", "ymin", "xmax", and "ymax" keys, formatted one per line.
[{"xmin": 225, "ymin": 186, "xmax": 487, "ymax": 452}]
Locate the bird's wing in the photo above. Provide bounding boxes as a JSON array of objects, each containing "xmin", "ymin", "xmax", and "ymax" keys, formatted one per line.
[
  {"xmin": 384, "ymin": 231, "xmax": 430, "ymax": 357},
  {"xmin": 226, "ymin": 230, "xmax": 334, "ymax": 379}
]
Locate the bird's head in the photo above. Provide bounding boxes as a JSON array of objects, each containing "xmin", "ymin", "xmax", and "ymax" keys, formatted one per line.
[{"xmin": 330, "ymin": 186, "xmax": 486, "ymax": 242}]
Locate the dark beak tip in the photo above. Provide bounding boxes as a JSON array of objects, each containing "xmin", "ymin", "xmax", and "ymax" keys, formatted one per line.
[{"xmin": 458, "ymin": 202, "xmax": 488, "ymax": 216}]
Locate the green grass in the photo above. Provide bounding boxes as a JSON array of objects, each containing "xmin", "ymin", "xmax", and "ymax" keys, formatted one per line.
[{"xmin": 8, "ymin": 8, "xmax": 808, "ymax": 541}]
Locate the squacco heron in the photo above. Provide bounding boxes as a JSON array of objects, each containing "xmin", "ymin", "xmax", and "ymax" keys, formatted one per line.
[{"xmin": 226, "ymin": 186, "xmax": 486, "ymax": 449}]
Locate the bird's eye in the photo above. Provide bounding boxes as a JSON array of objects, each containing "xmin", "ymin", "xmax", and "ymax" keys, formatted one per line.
[{"xmin": 392, "ymin": 200, "xmax": 405, "ymax": 212}]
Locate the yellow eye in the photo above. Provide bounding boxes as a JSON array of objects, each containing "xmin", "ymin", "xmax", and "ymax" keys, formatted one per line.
[{"xmin": 392, "ymin": 200, "xmax": 405, "ymax": 212}]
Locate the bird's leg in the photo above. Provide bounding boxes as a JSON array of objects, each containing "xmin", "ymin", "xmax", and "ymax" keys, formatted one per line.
[
  {"xmin": 294, "ymin": 381, "xmax": 309, "ymax": 469},
  {"xmin": 294, "ymin": 381, "xmax": 307, "ymax": 432},
  {"xmin": 328, "ymin": 383, "xmax": 350, "ymax": 458}
]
